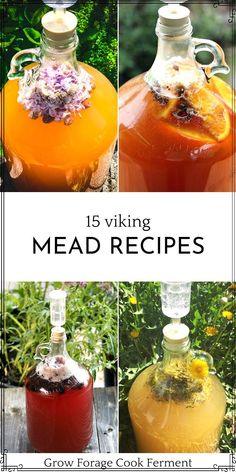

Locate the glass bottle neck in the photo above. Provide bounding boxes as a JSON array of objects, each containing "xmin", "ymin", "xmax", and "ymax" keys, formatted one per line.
[
  {"xmin": 50, "ymin": 339, "xmax": 68, "ymax": 357},
  {"xmin": 145, "ymin": 30, "xmax": 206, "ymax": 98},
  {"xmin": 40, "ymin": 31, "xmax": 79, "ymax": 69},
  {"xmin": 49, "ymin": 327, "xmax": 68, "ymax": 357},
  {"xmin": 162, "ymin": 345, "xmax": 190, "ymax": 368},
  {"xmin": 156, "ymin": 34, "xmax": 194, "ymax": 61},
  {"xmin": 161, "ymin": 336, "xmax": 191, "ymax": 369}
]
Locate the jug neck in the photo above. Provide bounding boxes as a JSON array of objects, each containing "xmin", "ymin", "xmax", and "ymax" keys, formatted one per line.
[
  {"xmin": 156, "ymin": 34, "xmax": 194, "ymax": 63},
  {"xmin": 155, "ymin": 4, "xmax": 193, "ymax": 62},
  {"xmin": 162, "ymin": 341, "xmax": 190, "ymax": 366},
  {"xmin": 145, "ymin": 33, "xmax": 206, "ymax": 98},
  {"xmin": 145, "ymin": 4, "xmax": 206, "ymax": 98},
  {"xmin": 145, "ymin": 4, "xmax": 229, "ymax": 97},
  {"xmin": 40, "ymin": 30, "xmax": 79, "ymax": 69},
  {"xmin": 161, "ymin": 322, "xmax": 191, "ymax": 368},
  {"xmin": 162, "ymin": 340, "xmax": 190, "ymax": 368},
  {"xmin": 50, "ymin": 327, "xmax": 67, "ymax": 355}
]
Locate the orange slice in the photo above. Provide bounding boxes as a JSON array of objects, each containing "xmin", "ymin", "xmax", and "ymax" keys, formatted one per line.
[
  {"xmin": 187, "ymin": 87, "xmax": 230, "ymax": 142},
  {"xmin": 151, "ymin": 97, "xmax": 178, "ymax": 120},
  {"xmin": 168, "ymin": 125, "xmax": 216, "ymax": 144},
  {"xmin": 158, "ymin": 99, "xmax": 178, "ymax": 119},
  {"xmin": 164, "ymin": 123, "xmax": 216, "ymax": 143},
  {"xmin": 211, "ymin": 76, "xmax": 235, "ymax": 111}
]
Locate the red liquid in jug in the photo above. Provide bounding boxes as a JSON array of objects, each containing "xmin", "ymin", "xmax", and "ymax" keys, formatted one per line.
[{"xmin": 25, "ymin": 367, "xmax": 93, "ymax": 452}]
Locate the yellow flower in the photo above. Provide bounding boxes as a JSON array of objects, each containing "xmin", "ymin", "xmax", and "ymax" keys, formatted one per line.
[
  {"xmin": 205, "ymin": 326, "xmax": 219, "ymax": 336},
  {"xmin": 222, "ymin": 310, "xmax": 233, "ymax": 320},
  {"xmin": 130, "ymin": 329, "xmax": 140, "ymax": 338},
  {"xmin": 190, "ymin": 359, "xmax": 209, "ymax": 379},
  {"xmin": 228, "ymin": 283, "xmax": 236, "ymax": 290},
  {"xmin": 129, "ymin": 296, "xmax": 137, "ymax": 305}
]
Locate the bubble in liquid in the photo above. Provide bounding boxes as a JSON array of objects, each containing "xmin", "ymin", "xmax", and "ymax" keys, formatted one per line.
[{"xmin": 42, "ymin": 0, "xmax": 77, "ymax": 8}]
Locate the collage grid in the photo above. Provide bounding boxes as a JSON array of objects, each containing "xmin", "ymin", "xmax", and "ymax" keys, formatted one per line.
[{"xmin": 0, "ymin": 0, "xmax": 235, "ymax": 469}]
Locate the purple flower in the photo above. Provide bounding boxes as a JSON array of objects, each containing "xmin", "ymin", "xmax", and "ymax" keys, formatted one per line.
[
  {"xmin": 18, "ymin": 62, "xmax": 94, "ymax": 125},
  {"xmin": 79, "ymin": 282, "xmax": 87, "ymax": 287}
]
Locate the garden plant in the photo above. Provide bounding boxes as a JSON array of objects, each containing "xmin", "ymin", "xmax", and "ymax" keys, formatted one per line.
[
  {"xmin": 2, "ymin": 281, "xmax": 117, "ymax": 386},
  {"xmin": 1, "ymin": 0, "xmax": 117, "ymax": 90},
  {"xmin": 119, "ymin": 2, "xmax": 234, "ymax": 86}
]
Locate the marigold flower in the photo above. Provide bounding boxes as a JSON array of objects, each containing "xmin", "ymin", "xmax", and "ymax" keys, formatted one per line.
[
  {"xmin": 130, "ymin": 329, "xmax": 140, "ymax": 338},
  {"xmin": 222, "ymin": 310, "xmax": 233, "ymax": 320},
  {"xmin": 129, "ymin": 296, "xmax": 137, "ymax": 305},
  {"xmin": 190, "ymin": 359, "xmax": 209, "ymax": 379},
  {"xmin": 205, "ymin": 326, "xmax": 219, "ymax": 336}
]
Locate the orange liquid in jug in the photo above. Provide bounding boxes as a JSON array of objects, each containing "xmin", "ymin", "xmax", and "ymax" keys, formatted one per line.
[
  {"xmin": 119, "ymin": 75, "xmax": 234, "ymax": 192},
  {"xmin": 2, "ymin": 63, "xmax": 117, "ymax": 191},
  {"xmin": 128, "ymin": 365, "xmax": 226, "ymax": 453}
]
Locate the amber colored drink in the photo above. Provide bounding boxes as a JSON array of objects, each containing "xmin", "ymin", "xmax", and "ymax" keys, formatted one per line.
[
  {"xmin": 119, "ymin": 75, "xmax": 234, "ymax": 192},
  {"xmin": 128, "ymin": 365, "xmax": 226, "ymax": 453},
  {"xmin": 25, "ymin": 368, "xmax": 93, "ymax": 452},
  {"xmin": 2, "ymin": 63, "xmax": 117, "ymax": 191}
]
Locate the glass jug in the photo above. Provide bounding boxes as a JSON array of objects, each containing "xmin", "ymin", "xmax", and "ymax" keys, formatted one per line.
[
  {"xmin": 2, "ymin": 7, "xmax": 117, "ymax": 191},
  {"xmin": 128, "ymin": 323, "xmax": 226, "ymax": 452},
  {"xmin": 119, "ymin": 3, "xmax": 234, "ymax": 192},
  {"xmin": 25, "ymin": 326, "xmax": 93, "ymax": 452}
]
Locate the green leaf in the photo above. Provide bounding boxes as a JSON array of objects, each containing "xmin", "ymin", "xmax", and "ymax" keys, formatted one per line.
[
  {"xmin": 24, "ymin": 6, "xmax": 48, "ymax": 26},
  {"xmin": 31, "ymin": 7, "xmax": 48, "ymax": 26},
  {"xmin": 23, "ymin": 27, "xmax": 41, "ymax": 45},
  {"xmin": 0, "ymin": 33, "xmax": 16, "ymax": 49},
  {"xmin": 8, "ymin": 7, "xmax": 18, "ymax": 22}
]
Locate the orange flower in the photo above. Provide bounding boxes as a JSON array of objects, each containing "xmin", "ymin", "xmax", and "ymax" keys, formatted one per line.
[
  {"xmin": 129, "ymin": 296, "xmax": 137, "ymax": 305},
  {"xmin": 222, "ymin": 310, "xmax": 233, "ymax": 320},
  {"xmin": 205, "ymin": 326, "xmax": 219, "ymax": 336},
  {"xmin": 228, "ymin": 284, "xmax": 236, "ymax": 290},
  {"xmin": 130, "ymin": 329, "xmax": 140, "ymax": 338}
]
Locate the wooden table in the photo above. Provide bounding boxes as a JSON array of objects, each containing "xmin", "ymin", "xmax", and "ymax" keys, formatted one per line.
[{"xmin": 3, "ymin": 387, "xmax": 117, "ymax": 453}]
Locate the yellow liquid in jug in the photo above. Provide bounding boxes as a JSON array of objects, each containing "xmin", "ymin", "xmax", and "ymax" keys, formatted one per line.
[{"xmin": 128, "ymin": 364, "xmax": 226, "ymax": 453}]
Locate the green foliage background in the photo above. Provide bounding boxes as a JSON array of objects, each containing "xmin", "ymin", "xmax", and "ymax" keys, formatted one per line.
[
  {"xmin": 119, "ymin": 2, "xmax": 234, "ymax": 86},
  {"xmin": 2, "ymin": 281, "xmax": 117, "ymax": 385},
  {"xmin": 0, "ymin": 0, "xmax": 117, "ymax": 90},
  {"xmin": 119, "ymin": 282, "xmax": 235, "ymax": 453}
]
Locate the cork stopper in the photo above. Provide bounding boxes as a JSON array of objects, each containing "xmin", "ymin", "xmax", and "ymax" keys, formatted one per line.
[
  {"xmin": 163, "ymin": 323, "xmax": 190, "ymax": 352},
  {"xmin": 156, "ymin": 4, "xmax": 192, "ymax": 37},
  {"xmin": 42, "ymin": 10, "xmax": 78, "ymax": 41},
  {"xmin": 51, "ymin": 326, "xmax": 66, "ymax": 343},
  {"xmin": 159, "ymin": 4, "xmax": 190, "ymax": 27}
]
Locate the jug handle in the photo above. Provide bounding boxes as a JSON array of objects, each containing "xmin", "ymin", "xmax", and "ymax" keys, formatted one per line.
[
  {"xmin": 190, "ymin": 349, "xmax": 216, "ymax": 374},
  {"xmin": 34, "ymin": 342, "xmax": 50, "ymax": 362},
  {"xmin": 192, "ymin": 38, "xmax": 230, "ymax": 79},
  {"xmin": 8, "ymin": 48, "xmax": 41, "ymax": 80}
]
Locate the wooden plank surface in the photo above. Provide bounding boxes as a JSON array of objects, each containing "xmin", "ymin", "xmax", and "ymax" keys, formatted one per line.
[
  {"xmin": 94, "ymin": 387, "xmax": 118, "ymax": 453},
  {"xmin": 2, "ymin": 387, "xmax": 117, "ymax": 453}
]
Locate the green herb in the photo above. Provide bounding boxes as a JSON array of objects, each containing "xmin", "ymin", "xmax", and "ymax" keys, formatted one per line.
[
  {"xmin": 148, "ymin": 366, "xmax": 203, "ymax": 403},
  {"xmin": 2, "ymin": 282, "xmax": 117, "ymax": 385}
]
